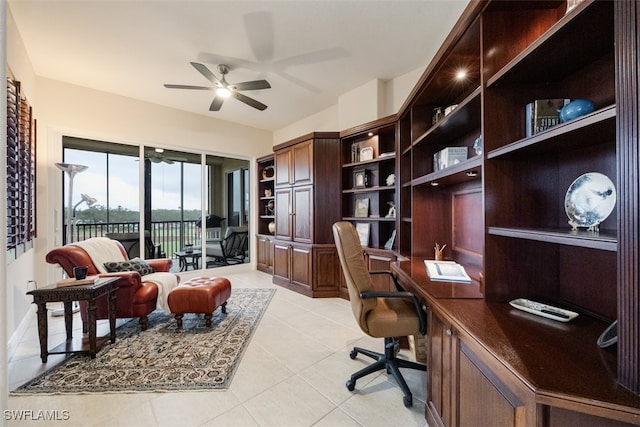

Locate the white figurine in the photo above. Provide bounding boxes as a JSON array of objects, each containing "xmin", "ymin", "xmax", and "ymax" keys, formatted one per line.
[{"xmin": 385, "ymin": 201, "xmax": 396, "ymax": 218}]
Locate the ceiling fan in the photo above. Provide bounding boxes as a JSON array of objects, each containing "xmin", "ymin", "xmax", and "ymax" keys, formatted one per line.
[
  {"xmin": 144, "ymin": 148, "xmax": 187, "ymax": 165},
  {"xmin": 164, "ymin": 62, "xmax": 271, "ymax": 111}
]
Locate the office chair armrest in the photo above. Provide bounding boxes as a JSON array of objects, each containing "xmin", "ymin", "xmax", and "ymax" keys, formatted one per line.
[
  {"xmin": 360, "ymin": 291, "xmax": 427, "ymax": 335},
  {"xmin": 369, "ymin": 270, "xmax": 404, "ymax": 292}
]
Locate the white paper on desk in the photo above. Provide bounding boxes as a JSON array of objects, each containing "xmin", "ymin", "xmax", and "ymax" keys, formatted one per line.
[{"xmin": 424, "ymin": 260, "xmax": 472, "ymax": 283}]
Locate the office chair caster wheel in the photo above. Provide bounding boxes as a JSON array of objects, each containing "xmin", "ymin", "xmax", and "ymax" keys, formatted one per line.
[
  {"xmin": 403, "ymin": 395, "xmax": 412, "ymax": 408},
  {"xmin": 349, "ymin": 349, "xmax": 357, "ymax": 359},
  {"xmin": 346, "ymin": 379, "xmax": 356, "ymax": 391}
]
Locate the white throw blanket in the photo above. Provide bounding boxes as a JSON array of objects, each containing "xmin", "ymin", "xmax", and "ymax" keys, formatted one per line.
[
  {"xmin": 74, "ymin": 238, "xmax": 178, "ymax": 311},
  {"xmin": 140, "ymin": 272, "xmax": 178, "ymax": 312},
  {"xmin": 74, "ymin": 237, "xmax": 125, "ymax": 273}
]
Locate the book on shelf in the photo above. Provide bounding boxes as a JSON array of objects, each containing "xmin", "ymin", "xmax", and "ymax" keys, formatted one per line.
[
  {"xmin": 424, "ymin": 260, "xmax": 472, "ymax": 283},
  {"xmin": 433, "ymin": 147, "xmax": 468, "ymax": 172},
  {"xmin": 525, "ymin": 99, "xmax": 570, "ymax": 137},
  {"xmin": 56, "ymin": 275, "xmax": 99, "ymax": 287}
]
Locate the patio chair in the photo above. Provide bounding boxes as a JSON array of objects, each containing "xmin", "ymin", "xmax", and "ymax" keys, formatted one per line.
[
  {"xmin": 105, "ymin": 231, "xmax": 163, "ymax": 259},
  {"xmin": 196, "ymin": 215, "xmax": 226, "ymax": 241},
  {"xmin": 206, "ymin": 226, "xmax": 248, "ymax": 266}
]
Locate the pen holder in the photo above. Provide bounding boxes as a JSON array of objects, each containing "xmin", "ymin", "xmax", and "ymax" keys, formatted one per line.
[
  {"xmin": 435, "ymin": 249, "xmax": 444, "ymax": 261},
  {"xmin": 73, "ymin": 266, "xmax": 88, "ymax": 280}
]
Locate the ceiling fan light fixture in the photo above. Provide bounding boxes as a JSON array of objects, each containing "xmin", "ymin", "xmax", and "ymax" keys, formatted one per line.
[
  {"xmin": 166, "ymin": 62, "xmax": 270, "ymax": 111},
  {"xmin": 216, "ymin": 87, "xmax": 231, "ymax": 98}
]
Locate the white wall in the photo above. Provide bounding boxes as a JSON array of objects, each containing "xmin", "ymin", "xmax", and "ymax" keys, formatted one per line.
[
  {"xmin": 338, "ymin": 79, "xmax": 385, "ymax": 130},
  {"xmin": 273, "ymin": 65, "xmax": 425, "ymax": 144},
  {"xmin": 272, "ymin": 104, "xmax": 339, "ymax": 145}
]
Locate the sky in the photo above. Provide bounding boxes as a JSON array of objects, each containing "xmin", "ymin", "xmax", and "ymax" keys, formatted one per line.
[{"xmin": 62, "ymin": 149, "xmax": 203, "ymax": 211}]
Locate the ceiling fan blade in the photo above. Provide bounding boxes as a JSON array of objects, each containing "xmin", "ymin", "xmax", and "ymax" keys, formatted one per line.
[
  {"xmin": 164, "ymin": 84, "xmax": 212, "ymax": 90},
  {"xmin": 209, "ymin": 96, "xmax": 225, "ymax": 111},
  {"xmin": 244, "ymin": 11, "xmax": 274, "ymax": 63},
  {"xmin": 190, "ymin": 62, "xmax": 220, "ymax": 84},
  {"xmin": 233, "ymin": 80, "xmax": 271, "ymax": 91},
  {"xmin": 163, "ymin": 158, "xmax": 174, "ymax": 165},
  {"xmin": 231, "ymin": 91, "xmax": 267, "ymax": 111}
]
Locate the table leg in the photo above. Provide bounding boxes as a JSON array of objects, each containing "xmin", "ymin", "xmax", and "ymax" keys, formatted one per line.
[
  {"xmin": 63, "ymin": 301, "xmax": 73, "ymax": 340},
  {"xmin": 87, "ymin": 297, "xmax": 98, "ymax": 358},
  {"xmin": 35, "ymin": 303, "xmax": 48, "ymax": 363},
  {"xmin": 108, "ymin": 290, "xmax": 116, "ymax": 343}
]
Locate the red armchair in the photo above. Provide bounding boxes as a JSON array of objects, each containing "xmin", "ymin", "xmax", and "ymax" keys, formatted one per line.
[{"xmin": 46, "ymin": 240, "xmax": 173, "ymax": 331}]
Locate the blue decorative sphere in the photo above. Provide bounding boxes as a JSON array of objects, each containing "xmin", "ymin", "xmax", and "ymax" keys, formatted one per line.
[{"xmin": 559, "ymin": 99, "xmax": 595, "ymax": 122}]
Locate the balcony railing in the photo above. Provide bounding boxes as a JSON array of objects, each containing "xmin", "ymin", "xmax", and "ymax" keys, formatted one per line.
[{"xmin": 69, "ymin": 220, "xmax": 203, "ymax": 259}]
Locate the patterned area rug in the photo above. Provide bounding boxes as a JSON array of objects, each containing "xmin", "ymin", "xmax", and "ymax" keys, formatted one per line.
[{"xmin": 12, "ymin": 288, "xmax": 275, "ymax": 394}]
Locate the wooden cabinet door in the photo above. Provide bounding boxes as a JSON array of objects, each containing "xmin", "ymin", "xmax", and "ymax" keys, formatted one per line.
[
  {"xmin": 275, "ymin": 188, "xmax": 292, "ymax": 241},
  {"xmin": 457, "ymin": 341, "xmax": 529, "ymax": 427},
  {"xmin": 275, "ymin": 149, "xmax": 292, "ymax": 187},
  {"xmin": 256, "ymin": 235, "xmax": 273, "ymax": 273},
  {"xmin": 427, "ymin": 309, "xmax": 455, "ymax": 427},
  {"xmin": 290, "ymin": 244, "xmax": 312, "ymax": 289},
  {"xmin": 272, "ymin": 243, "xmax": 291, "ymax": 282},
  {"xmin": 275, "ymin": 140, "xmax": 313, "ymax": 187},
  {"xmin": 292, "ymin": 185, "xmax": 313, "ymax": 243},
  {"xmin": 292, "ymin": 140, "xmax": 313, "ymax": 185}
]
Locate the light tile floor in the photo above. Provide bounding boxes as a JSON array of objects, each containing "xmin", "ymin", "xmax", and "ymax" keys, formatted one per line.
[{"xmin": 8, "ymin": 269, "xmax": 428, "ymax": 427}]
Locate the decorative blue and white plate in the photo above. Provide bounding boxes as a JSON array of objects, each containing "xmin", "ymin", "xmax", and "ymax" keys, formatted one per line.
[{"xmin": 564, "ymin": 172, "xmax": 616, "ymax": 230}]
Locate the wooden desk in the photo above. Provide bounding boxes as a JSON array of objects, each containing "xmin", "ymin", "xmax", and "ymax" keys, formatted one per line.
[
  {"xmin": 27, "ymin": 277, "xmax": 119, "ymax": 363},
  {"xmin": 392, "ymin": 259, "xmax": 640, "ymax": 426}
]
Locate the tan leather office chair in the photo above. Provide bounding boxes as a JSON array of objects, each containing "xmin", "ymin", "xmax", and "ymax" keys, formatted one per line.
[{"xmin": 332, "ymin": 221, "xmax": 426, "ymax": 407}]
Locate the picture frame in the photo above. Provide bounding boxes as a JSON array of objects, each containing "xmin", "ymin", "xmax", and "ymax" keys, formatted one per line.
[
  {"xmin": 354, "ymin": 198, "xmax": 369, "ymax": 217},
  {"xmin": 359, "ymin": 146, "xmax": 374, "ymax": 161},
  {"xmin": 353, "ymin": 169, "xmax": 369, "ymax": 189},
  {"xmin": 356, "ymin": 223, "xmax": 370, "ymax": 247}
]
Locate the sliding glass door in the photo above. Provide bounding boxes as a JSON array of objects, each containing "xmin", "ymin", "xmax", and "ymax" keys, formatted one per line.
[{"xmin": 62, "ymin": 137, "xmax": 250, "ymax": 269}]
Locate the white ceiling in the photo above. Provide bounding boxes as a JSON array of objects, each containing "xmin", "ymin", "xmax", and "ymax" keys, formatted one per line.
[{"xmin": 8, "ymin": 0, "xmax": 469, "ymax": 132}]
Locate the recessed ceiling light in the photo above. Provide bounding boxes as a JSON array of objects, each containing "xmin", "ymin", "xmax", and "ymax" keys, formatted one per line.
[{"xmin": 455, "ymin": 69, "xmax": 468, "ymax": 80}]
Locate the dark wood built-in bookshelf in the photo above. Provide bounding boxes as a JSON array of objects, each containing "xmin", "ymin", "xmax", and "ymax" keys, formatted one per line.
[{"xmin": 393, "ymin": 0, "xmax": 640, "ymax": 425}]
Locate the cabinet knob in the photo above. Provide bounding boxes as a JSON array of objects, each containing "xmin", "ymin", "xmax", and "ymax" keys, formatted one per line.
[{"xmin": 446, "ymin": 329, "xmax": 454, "ymax": 336}]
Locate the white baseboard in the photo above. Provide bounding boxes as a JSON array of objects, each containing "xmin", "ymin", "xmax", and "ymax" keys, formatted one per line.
[{"xmin": 7, "ymin": 304, "xmax": 36, "ymax": 362}]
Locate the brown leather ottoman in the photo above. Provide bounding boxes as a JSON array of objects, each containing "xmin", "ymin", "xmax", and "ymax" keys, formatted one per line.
[{"xmin": 167, "ymin": 276, "xmax": 231, "ymax": 329}]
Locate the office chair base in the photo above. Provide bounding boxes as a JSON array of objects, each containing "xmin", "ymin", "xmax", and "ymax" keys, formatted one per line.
[{"xmin": 346, "ymin": 337, "xmax": 426, "ymax": 408}]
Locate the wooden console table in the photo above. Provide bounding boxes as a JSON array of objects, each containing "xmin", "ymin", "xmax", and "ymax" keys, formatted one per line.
[{"xmin": 27, "ymin": 277, "xmax": 119, "ymax": 363}]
